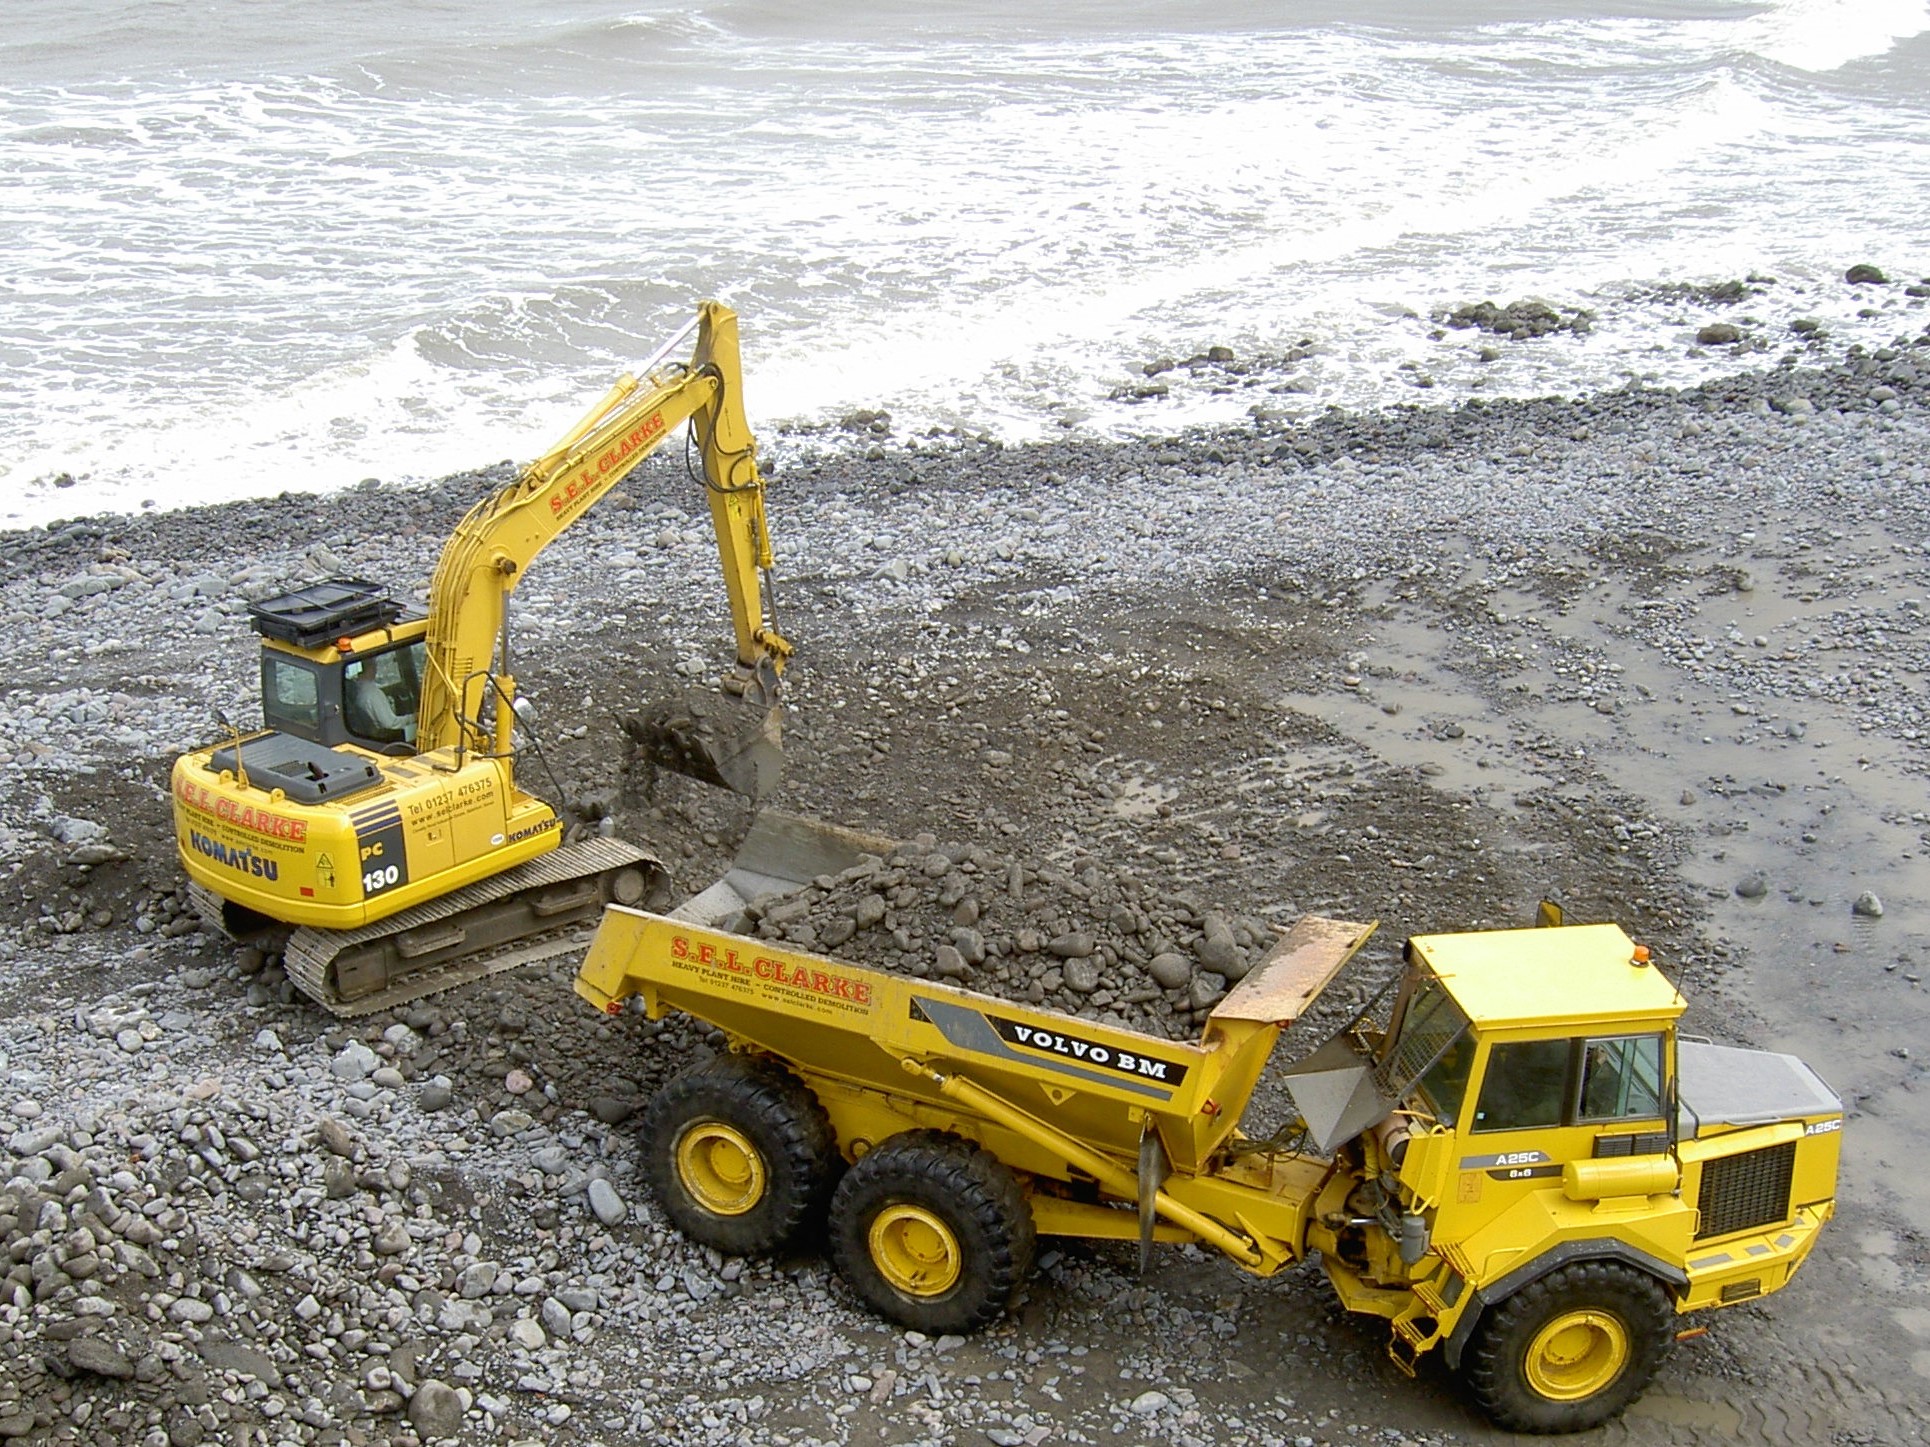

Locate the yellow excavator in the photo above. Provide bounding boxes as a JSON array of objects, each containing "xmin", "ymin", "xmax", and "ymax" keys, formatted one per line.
[{"xmin": 172, "ymin": 301, "xmax": 799, "ymax": 1015}]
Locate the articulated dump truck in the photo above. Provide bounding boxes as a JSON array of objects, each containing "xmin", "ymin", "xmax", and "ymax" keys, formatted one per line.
[{"xmin": 575, "ymin": 904, "xmax": 1840, "ymax": 1433}]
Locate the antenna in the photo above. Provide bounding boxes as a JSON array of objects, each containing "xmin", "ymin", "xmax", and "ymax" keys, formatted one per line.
[{"xmin": 213, "ymin": 707, "xmax": 249, "ymax": 791}]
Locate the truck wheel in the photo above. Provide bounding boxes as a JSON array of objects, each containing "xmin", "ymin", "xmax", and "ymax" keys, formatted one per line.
[
  {"xmin": 1464, "ymin": 1261, "xmax": 1675, "ymax": 1433},
  {"xmin": 829, "ymin": 1131, "xmax": 1035, "ymax": 1335},
  {"xmin": 640, "ymin": 1055, "xmax": 836, "ymax": 1255}
]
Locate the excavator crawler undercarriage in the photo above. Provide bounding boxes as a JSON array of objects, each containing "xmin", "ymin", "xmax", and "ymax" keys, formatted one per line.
[{"xmin": 192, "ymin": 836, "xmax": 670, "ymax": 1016}]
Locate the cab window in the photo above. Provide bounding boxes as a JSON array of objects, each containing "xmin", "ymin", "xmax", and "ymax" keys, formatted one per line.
[
  {"xmin": 1578, "ymin": 1034, "xmax": 1665, "ymax": 1121},
  {"xmin": 263, "ymin": 653, "xmax": 321, "ymax": 733},
  {"xmin": 1383, "ymin": 973, "xmax": 1474, "ymax": 1126},
  {"xmin": 342, "ymin": 641, "xmax": 424, "ymax": 746},
  {"xmin": 1473, "ymin": 1039, "xmax": 1571, "ymax": 1132}
]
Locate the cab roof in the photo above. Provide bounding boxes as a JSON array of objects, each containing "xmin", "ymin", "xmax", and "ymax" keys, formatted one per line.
[{"xmin": 1407, "ymin": 922, "xmax": 1685, "ymax": 1032}]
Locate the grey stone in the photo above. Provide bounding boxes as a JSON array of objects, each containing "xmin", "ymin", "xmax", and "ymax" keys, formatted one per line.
[
  {"xmin": 1853, "ymin": 891, "xmax": 1884, "ymax": 918},
  {"xmin": 1188, "ymin": 972, "xmax": 1227, "ymax": 1011},
  {"xmin": 67, "ymin": 1335, "xmax": 135, "ymax": 1378},
  {"xmin": 508, "ymin": 1317, "xmax": 546, "ymax": 1351},
  {"xmin": 436, "ymin": 1298, "xmax": 492, "ymax": 1333},
  {"xmin": 457, "ymin": 1262, "xmax": 498, "ymax": 1299},
  {"xmin": 1735, "ymin": 873, "xmax": 1769, "ymax": 900},
  {"xmin": 587, "ymin": 1178, "xmax": 627, "ymax": 1227},
  {"xmin": 1196, "ymin": 931, "xmax": 1242, "ymax": 976},
  {"xmin": 1147, "ymin": 952, "xmax": 1192, "ymax": 990},
  {"xmin": 330, "ymin": 1041, "xmax": 378, "ymax": 1081},
  {"xmin": 588, "ymin": 1097, "xmax": 633, "ymax": 1126},
  {"xmin": 407, "ymin": 1379, "xmax": 466, "ymax": 1441}
]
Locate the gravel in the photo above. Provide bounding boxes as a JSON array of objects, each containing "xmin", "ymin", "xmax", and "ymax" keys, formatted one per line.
[{"xmin": 1, "ymin": 327, "xmax": 1927, "ymax": 1446}]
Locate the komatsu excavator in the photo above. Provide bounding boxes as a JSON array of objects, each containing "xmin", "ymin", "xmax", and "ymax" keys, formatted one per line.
[{"xmin": 172, "ymin": 302, "xmax": 803, "ymax": 1015}]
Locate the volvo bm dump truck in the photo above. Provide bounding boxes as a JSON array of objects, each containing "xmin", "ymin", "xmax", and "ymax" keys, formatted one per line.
[
  {"xmin": 576, "ymin": 904, "xmax": 1840, "ymax": 1433},
  {"xmin": 173, "ymin": 302, "xmax": 796, "ymax": 1014}
]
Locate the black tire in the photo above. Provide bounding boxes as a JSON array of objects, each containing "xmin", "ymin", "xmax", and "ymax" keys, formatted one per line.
[
  {"xmin": 640, "ymin": 1054, "xmax": 837, "ymax": 1256},
  {"xmin": 828, "ymin": 1130, "xmax": 1035, "ymax": 1335},
  {"xmin": 1463, "ymin": 1260, "xmax": 1675, "ymax": 1433}
]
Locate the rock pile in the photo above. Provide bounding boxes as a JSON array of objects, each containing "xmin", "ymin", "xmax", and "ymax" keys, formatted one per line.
[
  {"xmin": 1441, "ymin": 298, "xmax": 1594, "ymax": 339},
  {"xmin": 731, "ymin": 834, "xmax": 1298, "ymax": 1038}
]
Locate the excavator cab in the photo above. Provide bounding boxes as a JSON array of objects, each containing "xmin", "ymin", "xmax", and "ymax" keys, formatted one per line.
[{"xmin": 248, "ymin": 580, "xmax": 428, "ymax": 756}]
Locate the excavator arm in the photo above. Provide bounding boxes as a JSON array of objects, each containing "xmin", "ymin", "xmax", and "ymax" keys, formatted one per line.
[{"xmin": 413, "ymin": 301, "xmax": 792, "ymax": 771}]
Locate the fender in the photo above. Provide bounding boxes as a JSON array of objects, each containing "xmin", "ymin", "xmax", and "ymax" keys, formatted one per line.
[{"xmin": 1442, "ymin": 1237, "xmax": 1687, "ymax": 1369}]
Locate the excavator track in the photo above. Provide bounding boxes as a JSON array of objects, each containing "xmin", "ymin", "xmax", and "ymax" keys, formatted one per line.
[{"xmin": 276, "ymin": 837, "xmax": 670, "ymax": 1017}]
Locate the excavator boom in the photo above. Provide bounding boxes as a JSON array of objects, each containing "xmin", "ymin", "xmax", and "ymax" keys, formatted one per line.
[{"xmin": 417, "ymin": 300, "xmax": 792, "ymax": 784}]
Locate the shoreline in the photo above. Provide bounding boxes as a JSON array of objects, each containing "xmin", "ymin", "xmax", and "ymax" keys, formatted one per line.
[{"xmin": 10, "ymin": 296, "xmax": 1929, "ymax": 543}]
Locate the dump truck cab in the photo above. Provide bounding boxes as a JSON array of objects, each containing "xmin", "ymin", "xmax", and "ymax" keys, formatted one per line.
[{"xmin": 1297, "ymin": 916, "xmax": 1841, "ymax": 1430}]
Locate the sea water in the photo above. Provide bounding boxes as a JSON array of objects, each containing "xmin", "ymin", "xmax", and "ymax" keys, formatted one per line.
[{"xmin": 3, "ymin": 0, "xmax": 1927, "ymax": 526}]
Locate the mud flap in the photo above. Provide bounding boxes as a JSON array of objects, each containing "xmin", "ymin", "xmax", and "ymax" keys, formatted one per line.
[{"xmin": 1137, "ymin": 1126, "xmax": 1172, "ymax": 1274}]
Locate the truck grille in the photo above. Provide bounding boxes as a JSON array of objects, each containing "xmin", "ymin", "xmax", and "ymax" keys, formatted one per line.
[{"xmin": 1696, "ymin": 1140, "xmax": 1796, "ymax": 1240}]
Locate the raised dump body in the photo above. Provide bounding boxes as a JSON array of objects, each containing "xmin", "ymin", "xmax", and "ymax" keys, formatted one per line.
[{"xmin": 576, "ymin": 903, "xmax": 1841, "ymax": 1434}]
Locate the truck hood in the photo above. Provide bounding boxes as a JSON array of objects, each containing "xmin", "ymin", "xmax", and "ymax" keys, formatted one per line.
[{"xmin": 1678, "ymin": 1039, "xmax": 1841, "ymax": 1137}]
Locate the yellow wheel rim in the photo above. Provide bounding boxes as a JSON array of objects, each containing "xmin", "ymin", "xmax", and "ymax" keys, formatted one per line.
[
  {"xmin": 868, "ymin": 1204, "xmax": 962, "ymax": 1298},
  {"xmin": 674, "ymin": 1123, "xmax": 766, "ymax": 1216},
  {"xmin": 1525, "ymin": 1309, "xmax": 1630, "ymax": 1402}
]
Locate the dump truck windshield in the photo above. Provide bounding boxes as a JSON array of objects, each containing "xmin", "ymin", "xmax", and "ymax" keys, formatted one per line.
[{"xmin": 1384, "ymin": 973, "xmax": 1474, "ymax": 1126}]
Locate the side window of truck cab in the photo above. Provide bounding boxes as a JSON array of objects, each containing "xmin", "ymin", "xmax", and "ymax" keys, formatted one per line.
[
  {"xmin": 1577, "ymin": 1033, "xmax": 1665, "ymax": 1122},
  {"xmin": 1472, "ymin": 1038, "xmax": 1572, "ymax": 1132},
  {"xmin": 1471, "ymin": 1032, "xmax": 1668, "ymax": 1134}
]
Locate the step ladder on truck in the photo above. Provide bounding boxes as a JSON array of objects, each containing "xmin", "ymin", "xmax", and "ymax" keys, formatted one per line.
[{"xmin": 574, "ymin": 900, "xmax": 1840, "ymax": 1433}]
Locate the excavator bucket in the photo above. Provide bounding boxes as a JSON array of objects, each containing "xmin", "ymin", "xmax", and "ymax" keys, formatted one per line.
[{"xmin": 623, "ymin": 687, "xmax": 785, "ymax": 801}]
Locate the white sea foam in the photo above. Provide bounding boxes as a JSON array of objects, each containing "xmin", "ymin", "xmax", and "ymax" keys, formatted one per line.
[
  {"xmin": 1738, "ymin": 0, "xmax": 1929, "ymax": 72},
  {"xmin": 2, "ymin": 0, "xmax": 1927, "ymax": 527}
]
